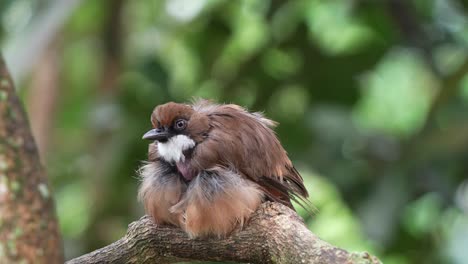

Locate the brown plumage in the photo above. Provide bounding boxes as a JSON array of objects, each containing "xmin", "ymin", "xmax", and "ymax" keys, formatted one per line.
[{"xmin": 138, "ymin": 100, "xmax": 309, "ymax": 238}]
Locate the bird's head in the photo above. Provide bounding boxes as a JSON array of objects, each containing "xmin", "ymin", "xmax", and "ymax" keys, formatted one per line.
[{"xmin": 142, "ymin": 102, "xmax": 209, "ymax": 164}]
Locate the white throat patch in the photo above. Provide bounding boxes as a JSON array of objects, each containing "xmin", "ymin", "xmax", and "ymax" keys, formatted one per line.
[{"xmin": 157, "ymin": 135, "xmax": 195, "ymax": 163}]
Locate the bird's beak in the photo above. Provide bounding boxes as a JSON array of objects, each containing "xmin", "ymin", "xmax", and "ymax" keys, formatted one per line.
[{"xmin": 142, "ymin": 128, "xmax": 171, "ymax": 142}]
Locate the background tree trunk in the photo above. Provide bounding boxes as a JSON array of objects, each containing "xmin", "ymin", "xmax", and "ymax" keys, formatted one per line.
[{"xmin": 0, "ymin": 55, "xmax": 63, "ymax": 264}]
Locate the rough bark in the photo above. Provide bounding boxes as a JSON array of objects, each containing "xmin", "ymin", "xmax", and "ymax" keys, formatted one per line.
[
  {"xmin": 67, "ymin": 202, "xmax": 381, "ymax": 264},
  {"xmin": 0, "ymin": 55, "xmax": 63, "ymax": 263}
]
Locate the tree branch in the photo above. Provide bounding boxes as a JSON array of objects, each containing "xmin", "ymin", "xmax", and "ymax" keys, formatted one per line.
[{"xmin": 67, "ymin": 202, "xmax": 381, "ymax": 264}]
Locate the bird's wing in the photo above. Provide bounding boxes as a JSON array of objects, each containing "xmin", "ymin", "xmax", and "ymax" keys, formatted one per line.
[{"xmin": 191, "ymin": 101, "xmax": 309, "ymax": 210}]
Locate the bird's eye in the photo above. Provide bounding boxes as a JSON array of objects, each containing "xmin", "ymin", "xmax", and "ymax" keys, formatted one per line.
[{"xmin": 174, "ymin": 119, "xmax": 187, "ymax": 130}]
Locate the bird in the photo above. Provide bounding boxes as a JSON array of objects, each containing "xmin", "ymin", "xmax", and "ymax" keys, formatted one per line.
[{"xmin": 138, "ymin": 99, "xmax": 309, "ymax": 238}]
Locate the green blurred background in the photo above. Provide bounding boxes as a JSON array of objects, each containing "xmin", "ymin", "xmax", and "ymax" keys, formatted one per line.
[{"xmin": 1, "ymin": 0, "xmax": 468, "ymax": 263}]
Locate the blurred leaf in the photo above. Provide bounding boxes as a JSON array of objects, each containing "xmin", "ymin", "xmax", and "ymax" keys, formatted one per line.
[
  {"xmin": 441, "ymin": 207, "xmax": 468, "ymax": 264},
  {"xmin": 270, "ymin": 0, "xmax": 306, "ymax": 42},
  {"xmin": 261, "ymin": 47, "xmax": 302, "ymax": 79},
  {"xmin": 305, "ymin": 0, "xmax": 376, "ymax": 55},
  {"xmin": 434, "ymin": 0, "xmax": 468, "ymax": 45},
  {"xmin": 67, "ymin": 0, "xmax": 105, "ymax": 34},
  {"xmin": 381, "ymin": 254, "xmax": 410, "ymax": 264},
  {"xmin": 460, "ymin": 73, "xmax": 468, "ymax": 102},
  {"xmin": 434, "ymin": 44, "xmax": 468, "ymax": 76},
  {"xmin": 354, "ymin": 48, "xmax": 438, "ymax": 137},
  {"xmin": 295, "ymin": 170, "xmax": 375, "ymax": 253},
  {"xmin": 357, "ymin": 171, "xmax": 410, "ymax": 247},
  {"xmin": 165, "ymin": 0, "xmax": 207, "ymax": 23},
  {"xmin": 232, "ymin": 80, "xmax": 258, "ymax": 107},
  {"xmin": 212, "ymin": 0, "xmax": 269, "ymax": 79},
  {"xmin": 268, "ymin": 84, "xmax": 308, "ymax": 121},
  {"xmin": 160, "ymin": 36, "xmax": 201, "ymax": 99},
  {"xmin": 402, "ymin": 193, "xmax": 442, "ymax": 237},
  {"xmin": 56, "ymin": 182, "xmax": 92, "ymax": 239},
  {"xmin": 193, "ymin": 79, "xmax": 222, "ymax": 100}
]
